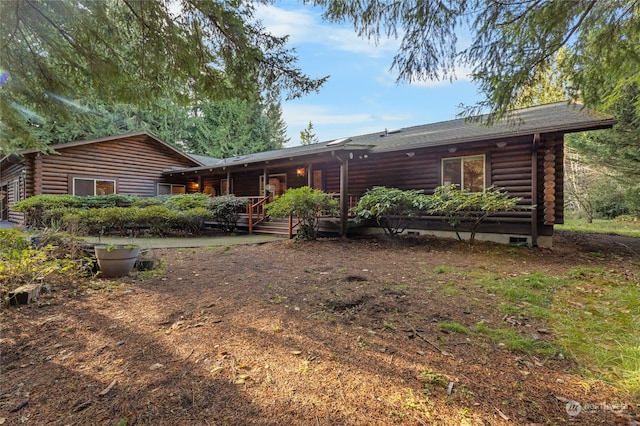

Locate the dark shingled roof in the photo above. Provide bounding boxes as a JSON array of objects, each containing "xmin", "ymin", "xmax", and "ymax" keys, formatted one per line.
[
  {"xmin": 171, "ymin": 102, "xmax": 615, "ymax": 173},
  {"xmin": 361, "ymin": 101, "xmax": 615, "ymax": 153},
  {"xmin": 187, "ymin": 153, "xmax": 221, "ymax": 166}
]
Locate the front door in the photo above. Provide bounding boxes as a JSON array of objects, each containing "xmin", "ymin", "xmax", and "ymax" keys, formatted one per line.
[
  {"xmin": 260, "ymin": 174, "xmax": 287, "ymax": 197},
  {"xmin": 312, "ymin": 169, "xmax": 323, "ymax": 190}
]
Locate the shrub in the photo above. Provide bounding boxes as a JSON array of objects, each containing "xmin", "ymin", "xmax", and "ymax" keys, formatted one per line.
[
  {"xmin": 589, "ymin": 179, "xmax": 630, "ymax": 219},
  {"xmin": 206, "ymin": 195, "xmax": 248, "ymax": 233},
  {"xmin": 0, "ymin": 229, "xmax": 87, "ymax": 300},
  {"xmin": 0, "ymin": 229, "xmax": 30, "ymax": 253},
  {"xmin": 429, "ymin": 185, "xmax": 525, "ymax": 244},
  {"xmin": 352, "ymin": 187, "xmax": 430, "ymax": 238},
  {"xmin": 138, "ymin": 205, "xmax": 177, "ymax": 236},
  {"xmin": 163, "ymin": 193, "xmax": 210, "ymax": 211},
  {"xmin": 265, "ymin": 186, "xmax": 338, "ymax": 240},
  {"xmin": 14, "ymin": 194, "xmax": 81, "ymax": 228},
  {"xmin": 14, "ymin": 194, "xmax": 159, "ymax": 229},
  {"xmin": 175, "ymin": 207, "xmax": 214, "ymax": 235}
]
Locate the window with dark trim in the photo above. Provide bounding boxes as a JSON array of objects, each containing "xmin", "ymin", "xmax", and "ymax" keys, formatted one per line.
[
  {"xmin": 157, "ymin": 183, "xmax": 186, "ymax": 195},
  {"xmin": 73, "ymin": 178, "xmax": 116, "ymax": 196},
  {"xmin": 441, "ymin": 155, "xmax": 485, "ymax": 192},
  {"xmin": 220, "ymin": 179, "xmax": 233, "ymax": 195}
]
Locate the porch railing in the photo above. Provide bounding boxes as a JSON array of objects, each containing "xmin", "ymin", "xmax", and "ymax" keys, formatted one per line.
[
  {"xmin": 247, "ymin": 196, "xmax": 269, "ymax": 234},
  {"xmin": 288, "ymin": 215, "xmax": 302, "ymax": 239},
  {"xmin": 245, "ymin": 193, "xmax": 361, "ymax": 236},
  {"xmin": 330, "ymin": 193, "xmax": 361, "ymax": 216}
]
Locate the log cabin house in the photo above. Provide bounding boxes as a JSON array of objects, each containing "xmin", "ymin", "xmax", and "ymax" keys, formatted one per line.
[
  {"xmin": 1, "ymin": 102, "xmax": 615, "ymax": 246},
  {"xmin": 0, "ymin": 132, "xmax": 205, "ymax": 223}
]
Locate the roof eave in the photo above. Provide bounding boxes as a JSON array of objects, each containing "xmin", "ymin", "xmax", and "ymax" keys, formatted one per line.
[
  {"xmin": 370, "ymin": 119, "xmax": 617, "ymax": 154},
  {"xmin": 162, "ymin": 144, "xmax": 374, "ymax": 175}
]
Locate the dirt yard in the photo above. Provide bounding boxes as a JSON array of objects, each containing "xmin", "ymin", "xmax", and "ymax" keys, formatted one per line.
[{"xmin": 1, "ymin": 231, "xmax": 639, "ymax": 425}]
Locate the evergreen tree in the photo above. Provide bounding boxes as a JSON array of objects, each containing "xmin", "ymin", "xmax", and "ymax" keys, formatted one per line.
[
  {"xmin": 0, "ymin": 0, "xmax": 327, "ymax": 153},
  {"xmin": 265, "ymin": 100, "xmax": 290, "ymax": 149},
  {"xmin": 310, "ymin": 0, "xmax": 639, "ymax": 122},
  {"xmin": 300, "ymin": 121, "xmax": 319, "ymax": 145},
  {"xmin": 186, "ymin": 98, "xmax": 283, "ymax": 158}
]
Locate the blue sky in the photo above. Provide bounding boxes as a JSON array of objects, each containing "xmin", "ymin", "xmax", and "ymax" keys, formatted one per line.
[{"xmin": 255, "ymin": 2, "xmax": 483, "ymax": 146}]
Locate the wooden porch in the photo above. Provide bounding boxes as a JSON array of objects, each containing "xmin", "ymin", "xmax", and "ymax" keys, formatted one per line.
[{"xmin": 205, "ymin": 194, "xmax": 360, "ymax": 238}]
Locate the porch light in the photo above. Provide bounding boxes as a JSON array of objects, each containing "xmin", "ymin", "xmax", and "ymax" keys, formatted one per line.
[
  {"xmin": 296, "ymin": 167, "xmax": 306, "ymax": 177},
  {"xmin": 448, "ymin": 147, "xmax": 457, "ymax": 153},
  {"xmin": 496, "ymin": 141, "xmax": 507, "ymax": 148}
]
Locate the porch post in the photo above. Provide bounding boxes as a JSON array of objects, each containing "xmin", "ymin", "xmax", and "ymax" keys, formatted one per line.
[
  {"xmin": 226, "ymin": 171, "xmax": 231, "ymax": 195},
  {"xmin": 338, "ymin": 155, "xmax": 349, "ymax": 238},
  {"xmin": 263, "ymin": 169, "xmax": 269, "ymax": 197},
  {"xmin": 307, "ymin": 163, "xmax": 313, "ymax": 188}
]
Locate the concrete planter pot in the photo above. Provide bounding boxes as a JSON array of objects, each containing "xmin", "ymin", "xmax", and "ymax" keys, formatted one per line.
[{"xmin": 94, "ymin": 245, "xmax": 140, "ymax": 278}]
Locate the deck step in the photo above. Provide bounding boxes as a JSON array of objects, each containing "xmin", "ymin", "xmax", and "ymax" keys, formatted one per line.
[{"xmin": 208, "ymin": 215, "xmax": 342, "ymax": 238}]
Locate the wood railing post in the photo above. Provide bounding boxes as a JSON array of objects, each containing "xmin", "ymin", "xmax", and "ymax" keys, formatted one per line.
[
  {"xmin": 288, "ymin": 214, "xmax": 293, "ymax": 239},
  {"xmin": 248, "ymin": 201, "xmax": 253, "ymax": 234}
]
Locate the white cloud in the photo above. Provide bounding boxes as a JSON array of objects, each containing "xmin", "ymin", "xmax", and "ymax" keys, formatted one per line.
[
  {"xmin": 407, "ymin": 62, "xmax": 475, "ymax": 88},
  {"xmin": 282, "ymin": 103, "xmax": 419, "ymax": 144},
  {"xmin": 282, "ymin": 104, "xmax": 374, "ymax": 128},
  {"xmin": 373, "ymin": 61, "xmax": 475, "ymax": 89},
  {"xmin": 254, "ymin": 4, "xmax": 398, "ymax": 58}
]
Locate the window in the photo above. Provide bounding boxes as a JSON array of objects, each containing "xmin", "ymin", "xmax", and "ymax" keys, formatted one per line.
[
  {"xmin": 158, "ymin": 183, "xmax": 186, "ymax": 195},
  {"xmin": 442, "ymin": 155, "xmax": 485, "ymax": 192},
  {"xmin": 220, "ymin": 179, "xmax": 233, "ymax": 195},
  {"xmin": 73, "ymin": 178, "xmax": 116, "ymax": 196}
]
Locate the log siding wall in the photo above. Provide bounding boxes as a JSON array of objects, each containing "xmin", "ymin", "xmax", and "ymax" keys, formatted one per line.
[
  {"xmin": 536, "ymin": 133, "xmax": 565, "ymax": 237},
  {"xmin": 184, "ymin": 134, "xmax": 559, "ymax": 239},
  {"xmin": 325, "ymin": 135, "xmax": 543, "ymax": 236},
  {"xmin": 28, "ymin": 135, "xmax": 197, "ymax": 198},
  {"xmin": 0, "ymin": 162, "xmax": 25, "ymax": 223},
  {"xmin": 204, "ymin": 135, "xmax": 546, "ymax": 238},
  {"xmin": 3, "ymin": 127, "xmax": 571, "ymax": 244}
]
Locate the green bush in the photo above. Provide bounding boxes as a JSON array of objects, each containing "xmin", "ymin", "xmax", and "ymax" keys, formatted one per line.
[
  {"xmin": 429, "ymin": 185, "xmax": 525, "ymax": 244},
  {"xmin": 13, "ymin": 194, "xmax": 218, "ymax": 236},
  {"xmin": 613, "ymin": 215, "xmax": 639, "ymax": 223},
  {"xmin": 163, "ymin": 193, "xmax": 210, "ymax": 211},
  {"xmin": 623, "ymin": 185, "xmax": 640, "ymax": 219},
  {"xmin": 14, "ymin": 194, "xmax": 161, "ymax": 229},
  {"xmin": 206, "ymin": 195, "xmax": 248, "ymax": 233},
  {"xmin": 352, "ymin": 187, "xmax": 430, "ymax": 238},
  {"xmin": 0, "ymin": 229, "xmax": 87, "ymax": 299},
  {"xmin": 589, "ymin": 179, "xmax": 630, "ymax": 219},
  {"xmin": 0, "ymin": 229, "xmax": 30, "ymax": 253},
  {"xmin": 135, "ymin": 205, "xmax": 175, "ymax": 236},
  {"xmin": 132, "ymin": 197, "xmax": 164, "ymax": 208},
  {"xmin": 265, "ymin": 186, "xmax": 338, "ymax": 240},
  {"xmin": 175, "ymin": 207, "xmax": 213, "ymax": 235},
  {"xmin": 14, "ymin": 194, "xmax": 81, "ymax": 228}
]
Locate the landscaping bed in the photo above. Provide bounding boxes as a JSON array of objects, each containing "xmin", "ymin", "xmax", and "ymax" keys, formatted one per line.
[{"xmin": 1, "ymin": 231, "xmax": 639, "ymax": 425}]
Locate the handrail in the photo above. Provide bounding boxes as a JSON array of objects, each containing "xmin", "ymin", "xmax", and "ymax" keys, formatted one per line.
[
  {"xmin": 248, "ymin": 196, "xmax": 269, "ymax": 234},
  {"xmin": 288, "ymin": 215, "xmax": 302, "ymax": 239}
]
